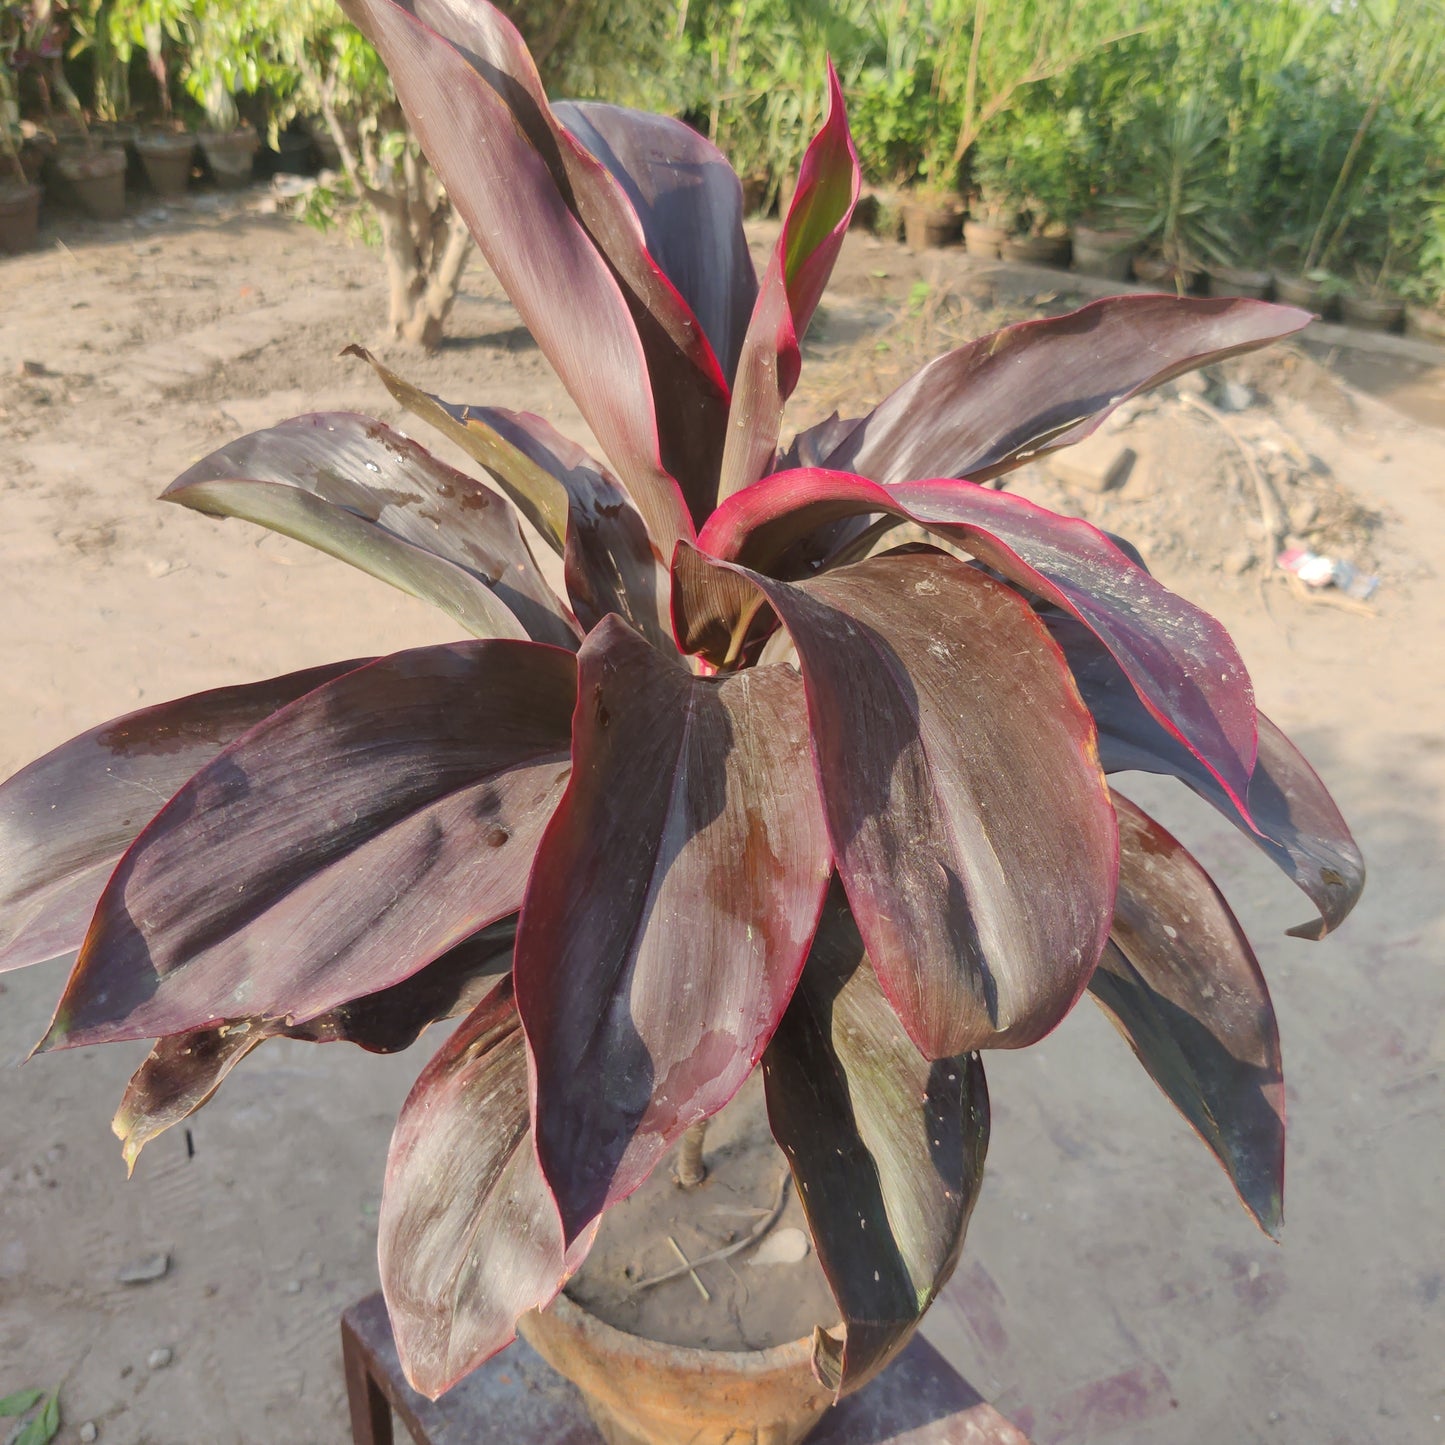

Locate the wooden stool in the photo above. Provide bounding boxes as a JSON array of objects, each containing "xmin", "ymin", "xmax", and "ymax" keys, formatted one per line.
[{"xmin": 341, "ymin": 1292, "xmax": 1031, "ymax": 1444}]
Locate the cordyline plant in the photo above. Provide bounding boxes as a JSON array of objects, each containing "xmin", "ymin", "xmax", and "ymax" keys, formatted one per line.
[{"xmin": 0, "ymin": 0, "xmax": 1363, "ymax": 1408}]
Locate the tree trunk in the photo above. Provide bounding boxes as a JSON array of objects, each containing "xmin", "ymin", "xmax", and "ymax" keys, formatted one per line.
[{"xmin": 674, "ymin": 1120, "xmax": 708, "ymax": 1187}]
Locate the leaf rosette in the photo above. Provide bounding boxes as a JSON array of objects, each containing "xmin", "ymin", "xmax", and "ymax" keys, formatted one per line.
[{"xmin": 0, "ymin": 0, "xmax": 1362, "ymax": 1406}]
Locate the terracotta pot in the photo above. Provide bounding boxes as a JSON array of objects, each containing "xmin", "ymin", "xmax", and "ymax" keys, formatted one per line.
[
  {"xmin": 1205, "ymin": 264, "xmax": 1273, "ymax": 300},
  {"xmin": 136, "ymin": 131, "xmax": 195, "ymax": 196},
  {"xmin": 961, "ymin": 218, "xmax": 1007, "ymax": 258},
  {"xmin": 0, "ymin": 180, "xmax": 42, "ymax": 254},
  {"xmin": 1070, "ymin": 223, "xmax": 1136, "ymax": 280},
  {"xmin": 54, "ymin": 145, "xmax": 127, "ymax": 220},
  {"xmin": 1001, "ymin": 232, "xmax": 1071, "ymax": 267},
  {"xmin": 1131, "ymin": 253, "xmax": 1200, "ymax": 292},
  {"xmin": 1272, "ymin": 272, "xmax": 1338, "ymax": 319},
  {"xmin": 1404, "ymin": 302, "xmax": 1445, "ymax": 344},
  {"xmin": 741, "ymin": 174, "xmax": 768, "ymax": 217},
  {"xmin": 904, "ymin": 202, "xmax": 963, "ymax": 251},
  {"xmin": 199, "ymin": 128, "xmax": 259, "ymax": 189},
  {"xmin": 19, "ymin": 135, "xmax": 54, "ymax": 186},
  {"xmin": 519, "ymin": 1289, "xmax": 846, "ymax": 1445},
  {"xmin": 1341, "ymin": 292, "xmax": 1405, "ymax": 332}
]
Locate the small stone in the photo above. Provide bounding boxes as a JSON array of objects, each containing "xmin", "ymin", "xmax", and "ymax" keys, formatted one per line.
[
  {"xmin": 17, "ymin": 360, "xmax": 51, "ymax": 378},
  {"xmin": 1218, "ymin": 380, "xmax": 1254, "ymax": 412},
  {"xmin": 749, "ymin": 1228, "xmax": 811, "ymax": 1266},
  {"xmin": 283, "ymin": 1279, "xmax": 303, "ymax": 1294},
  {"xmin": 1173, "ymin": 370, "xmax": 1209, "ymax": 397},
  {"xmin": 1047, "ymin": 435, "xmax": 1136, "ymax": 493},
  {"xmin": 117, "ymin": 1251, "xmax": 170, "ymax": 1285},
  {"xmin": 79, "ymin": 1423, "xmax": 99, "ymax": 1443},
  {"xmin": 147, "ymin": 1346, "xmax": 173, "ymax": 1370}
]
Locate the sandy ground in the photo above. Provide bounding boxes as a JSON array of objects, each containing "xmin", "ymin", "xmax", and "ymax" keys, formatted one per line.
[{"xmin": 1, "ymin": 189, "xmax": 1442, "ymax": 1445}]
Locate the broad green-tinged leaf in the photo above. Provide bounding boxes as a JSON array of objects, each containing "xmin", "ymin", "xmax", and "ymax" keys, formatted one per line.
[
  {"xmin": 0, "ymin": 661, "xmax": 367, "ymax": 974},
  {"xmin": 764, "ymin": 888, "xmax": 988, "ymax": 1396},
  {"xmin": 554, "ymin": 101, "xmax": 757, "ymax": 385},
  {"xmin": 14, "ymin": 1392, "xmax": 59, "ymax": 1445},
  {"xmin": 515, "ymin": 615, "xmax": 831, "ymax": 1243},
  {"xmin": 336, "ymin": 0, "xmax": 707, "ymax": 545},
  {"xmin": 41, "ymin": 642, "xmax": 576, "ymax": 1052},
  {"xmin": 818, "ymin": 296, "xmax": 1312, "ymax": 484},
  {"xmin": 0, "ymin": 1391, "xmax": 44, "ymax": 1417},
  {"xmin": 1046, "ymin": 613, "xmax": 1363, "ymax": 938},
  {"xmin": 381, "ymin": 974, "xmax": 581, "ymax": 1399},
  {"xmin": 165, "ymin": 413, "xmax": 578, "ymax": 648},
  {"xmin": 719, "ymin": 64, "xmax": 860, "ymax": 501},
  {"xmin": 675, "ymin": 546, "xmax": 1116, "ymax": 1058},
  {"xmin": 345, "ymin": 349, "xmax": 671, "ymax": 647},
  {"xmin": 1091, "ymin": 794, "xmax": 1285, "ymax": 1235},
  {"xmin": 699, "ymin": 469, "xmax": 1258, "ymax": 811},
  {"xmin": 112, "ymin": 920, "xmax": 517, "ymax": 1172}
]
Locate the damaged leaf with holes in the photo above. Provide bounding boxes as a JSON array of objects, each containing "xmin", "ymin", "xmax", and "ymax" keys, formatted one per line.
[{"xmin": 0, "ymin": 0, "xmax": 1362, "ymax": 1414}]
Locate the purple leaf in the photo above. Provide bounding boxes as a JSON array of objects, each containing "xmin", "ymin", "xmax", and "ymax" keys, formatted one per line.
[
  {"xmin": 554, "ymin": 100, "xmax": 756, "ymax": 385},
  {"xmin": 165, "ymin": 413, "xmax": 579, "ymax": 648},
  {"xmin": 515, "ymin": 615, "xmax": 831, "ymax": 1244},
  {"xmin": 1046, "ymin": 613, "xmax": 1363, "ymax": 938},
  {"xmin": 718, "ymin": 63, "xmax": 860, "ymax": 501},
  {"xmin": 763, "ymin": 885, "xmax": 989, "ymax": 1396},
  {"xmin": 381, "ymin": 974, "xmax": 578, "ymax": 1399},
  {"xmin": 336, "ymin": 0, "xmax": 713, "ymax": 543},
  {"xmin": 0, "ymin": 662, "xmax": 368, "ymax": 974},
  {"xmin": 699, "ymin": 469, "xmax": 1258, "ymax": 812},
  {"xmin": 818, "ymin": 296, "xmax": 1312, "ymax": 484},
  {"xmin": 112, "ymin": 919, "xmax": 518, "ymax": 1174},
  {"xmin": 41, "ymin": 642, "xmax": 576, "ymax": 1051},
  {"xmin": 674, "ymin": 546, "xmax": 1117, "ymax": 1058},
  {"xmin": 345, "ymin": 347, "xmax": 671, "ymax": 647},
  {"xmin": 1092, "ymin": 793, "xmax": 1285, "ymax": 1235}
]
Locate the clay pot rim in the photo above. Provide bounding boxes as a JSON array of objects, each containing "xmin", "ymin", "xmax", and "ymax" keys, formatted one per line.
[
  {"xmin": 0, "ymin": 178, "xmax": 42, "ymax": 199},
  {"xmin": 53, "ymin": 145, "xmax": 127, "ymax": 177},
  {"xmin": 542, "ymin": 1287, "xmax": 843, "ymax": 1377},
  {"xmin": 1206, "ymin": 263, "xmax": 1272, "ymax": 286},
  {"xmin": 137, "ymin": 130, "xmax": 196, "ymax": 152}
]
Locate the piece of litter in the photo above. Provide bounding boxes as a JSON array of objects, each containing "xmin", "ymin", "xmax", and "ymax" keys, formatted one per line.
[
  {"xmin": 116, "ymin": 1251, "xmax": 170, "ymax": 1285},
  {"xmin": 1276, "ymin": 548, "xmax": 1378, "ymax": 600},
  {"xmin": 748, "ymin": 1227, "xmax": 810, "ymax": 1266}
]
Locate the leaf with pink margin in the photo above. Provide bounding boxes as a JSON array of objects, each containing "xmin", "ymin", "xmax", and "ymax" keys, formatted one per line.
[
  {"xmin": 514, "ymin": 615, "xmax": 831, "ymax": 1244},
  {"xmin": 380, "ymin": 974, "xmax": 586, "ymax": 1399},
  {"xmin": 335, "ymin": 0, "xmax": 696, "ymax": 550},
  {"xmin": 818, "ymin": 296, "xmax": 1312, "ymax": 484},
  {"xmin": 718, "ymin": 61, "xmax": 860, "ymax": 502},
  {"xmin": 1091, "ymin": 793, "xmax": 1285, "ymax": 1236},
  {"xmin": 165, "ymin": 413, "xmax": 579, "ymax": 648},
  {"xmin": 763, "ymin": 884, "xmax": 988, "ymax": 1396},
  {"xmin": 112, "ymin": 919, "xmax": 518, "ymax": 1173},
  {"xmin": 554, "ymin": 100, "xmax": 757, "ymax": 385},
  {"xmin": 698, "ymin": 468, "xmax": 1258, "ymax": 812},
  {"xmin": 1045, "ymin": 612, "xmax": 1362, "ymax": 939},
  {"xmin": 40, "ymin": 642, "xmax": 576, "ymax": 1052},
  {"xmin": 673, "ymin": 546, "xmax": 1117, "ymax": 1059},
  {"xmin": 0, "ymin": 661, "xmax": 369, "ymax": 974}
]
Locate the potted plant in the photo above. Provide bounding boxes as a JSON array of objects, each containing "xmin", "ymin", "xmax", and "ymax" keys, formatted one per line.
[
  {"xmin": 973, "ymin": 108, "xmax": 1078, "ymax": 267},
  {"xmin": 0, "ymin": 5, "xmax": 1364, "ymax": 1442},
  {"xmin": 1402, "ymin": 198, "xmax": 1445, "ymax": 342},
  {"xmin": 1108, "ymin": 95, "xmax": 1234, "ymax": 293},
  {"xmin": 0, "ymin": 10, "xmax": 42, "ymax": 251}
]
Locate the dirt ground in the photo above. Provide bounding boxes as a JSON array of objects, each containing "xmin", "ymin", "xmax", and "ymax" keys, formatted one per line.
[{"xmin": 1, "ymin": 187, "xmax": 1442, "ymax": 1445}]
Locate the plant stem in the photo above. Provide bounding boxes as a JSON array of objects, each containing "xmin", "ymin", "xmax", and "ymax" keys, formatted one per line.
[{"xmin": 675, "ymin": 1120, "xmax": 708, "ymax": 1187}]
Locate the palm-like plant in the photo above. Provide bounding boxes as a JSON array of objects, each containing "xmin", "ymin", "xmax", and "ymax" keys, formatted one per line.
[{"xmin": 0, "ymin": 0, "xmax": 1362, "ymax": 1409}]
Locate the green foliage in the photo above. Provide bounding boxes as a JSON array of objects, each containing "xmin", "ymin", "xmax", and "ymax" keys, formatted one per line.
[{"xmin": 0, "ymin": 1388, "xmax": 60, "ymax": 1445}]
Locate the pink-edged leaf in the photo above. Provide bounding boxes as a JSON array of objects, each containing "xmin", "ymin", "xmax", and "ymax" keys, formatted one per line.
[
  {"xmin": 554, "ymin": 100, "xmax": 757, "ymax": 384},
  {"xmin": 674, "ymin": 546, "xmax": 1117, "ymax": 1058},
  {"xmin": 514, "ymin": 615, "xmax": 831, "ymax": 1244},
  {"xmin": 381, "ymin": 974, "xmax": 585, "ymax": 1399},
  {"xmin": 718, "ymin": 62, "xmax": 860, "ymax": 501},
  {"xmin": 1092, "ymin": 793, "xmax": 1285, "ymax": 1235},
  {"xmin": 41, "ymin": 642, "xmax": 576, "ymax": 1052},
  {"xmin": 699, "ymin": 468, "xmax": 1258, "ymax": 811},
  {"xmin": 1046, "ymin": 613, "xmax": 1362, "ymax": 938},
  {"xmin": 0, "ymin": 661, "xmax": 368, "ymax": 974},
  {"xmin": 111, "ymin": 919, "xmax": 517, "ymax": 1172},
  {"xmin": 165, "ymin": 413, "xmax": 579, "ymax": 648},
  {"xmin": 763, "ymin": 884, "xmax": 989, "ymax": 1396},
  {"xmin": 336, "ymin": 0, "xmax": 714, "ymax": 542},
  {"xmin": 818, "ymin": 296, "xmax": 1312, "ymax": 484}
]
